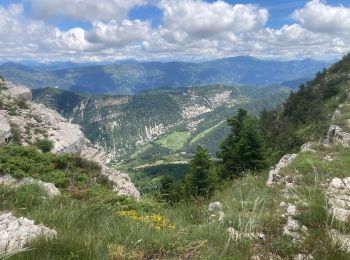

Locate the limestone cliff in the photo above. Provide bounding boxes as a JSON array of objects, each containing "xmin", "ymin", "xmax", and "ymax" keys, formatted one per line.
[{"xmin": 0, "ymin": 79, "xmax": 140, "ymax": 199}]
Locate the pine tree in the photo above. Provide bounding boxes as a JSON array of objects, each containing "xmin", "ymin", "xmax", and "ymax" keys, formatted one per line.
[
  {"xmin": 158, "ymin": 175, "xmax": 178, "ymax": 204},
  {"xmin": 218, "ymin": 109, "xmax": 267, "ymax": 178},
  {"xmin": 184, "ymin": 146, "xmax": 218, "ymax": 198}
]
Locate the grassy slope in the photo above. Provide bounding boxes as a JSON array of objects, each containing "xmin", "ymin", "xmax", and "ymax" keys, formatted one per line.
[
  {"xmin": 4, "ymin": 145, "xmax": 350, "ymax": 259},
  {"xmin": 156, "ymin": 131, "xmax": 191, "ymax": 151}
]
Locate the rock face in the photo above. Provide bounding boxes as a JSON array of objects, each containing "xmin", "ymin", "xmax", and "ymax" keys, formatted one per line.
[
  {"xmin": 327, "ymin": 177, "xmax": 350, "ymax": 222},
  {"xmin": 0, "ymin": 212, "xmax": 56, "ymax": 253},
  {"xmin": 0, "ymin": 174, "xmax": 61, "ymax": 197},
  {"xmin": 100, "ymin": 166, "xmax": 140, "ymax": 198},
  {"xmin": 0, "ymin": 81, "xmax": 140, "ymax": 199},
  {"xmin": 267, "ymin": 154, "xmax": 298, "ymax": 186},
  {"xmin": 1, "ymin": 83, "xmax": 32, "ymax": 101},
  {"xmin": 323, "ymin": 125, "xmax": 350, "ymax": 147},
  {"xmin": 0, "ymin": 114, "xmax": 11, "ymax": 144}
]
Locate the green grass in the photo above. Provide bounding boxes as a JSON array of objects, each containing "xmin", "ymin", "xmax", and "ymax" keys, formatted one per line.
[
  {"xmin": 190, "ymin": 121, "xmax": 224, "ymax": 145},
  {"xmin": 130, "ymin": 143, "xmax": 153, "ymax": 159},
  {"xmin": 156, "ymin": 131, "xmax": 191, "ymax": 151}
]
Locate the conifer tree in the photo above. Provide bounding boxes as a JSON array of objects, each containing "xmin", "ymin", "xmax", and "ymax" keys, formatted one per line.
[
  {"xmin": 218, "ymin": 109, "xmax": 266, "ymax": 178},
  {"xmin": 184, "ymin": 146, "xmax": 218, "ymax": 198},
  {"xmin": 158, "ymin": 175, "xmax": 178, "ymax": 204}
]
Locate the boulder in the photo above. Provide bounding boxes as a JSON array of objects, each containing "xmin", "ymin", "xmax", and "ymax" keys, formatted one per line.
[
  {"xmin": 0, "ymin": 212, "xmax": 56, "ymax": 253},
  {"xmin": 267, "ymin": 154, "xmax": 297, "ymax": 186}
]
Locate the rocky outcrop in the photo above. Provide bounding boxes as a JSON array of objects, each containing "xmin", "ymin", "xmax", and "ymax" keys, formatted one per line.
[
  {"xmin": 329, "ymin": 229, "xmax": 350, "ymax": 253},
  {"xmin": 0, "ymin": 113, "xmax": 11, "ymax": 144},
  {"xmin": 1, "ymin": 83, "xmax": 32, "ymax": 101},
  {"xmin": 0, "ymin": 81, "xmax": 140, "ymax": 199},
  {"xmin": 300, "ymin": 142, "xmax": 316, "ymax": 152},
  {"xmin": 101, "ymin": 167, "xmax": 140, "ymax": 199},
  {"xmin": 267, "ymin": 154, "xmax": 298, "ymax": 186},
  {"xmin": 280, "ymin": 202, "xmax": 308, "ymax": 242},
  {"xmin": 0, "ymin": 174, "xmax": 61, "ymax": 197},
  {"xmin": 323, "ymin": 125, "xmax": 350, "ymax": 147},
  {"xmin": 327, "ymin": 177, "xmax": 350, "ymax": 222},
  {"xmin": 0, "ymin": 212, "xmax": 56, "ymax": 253}
]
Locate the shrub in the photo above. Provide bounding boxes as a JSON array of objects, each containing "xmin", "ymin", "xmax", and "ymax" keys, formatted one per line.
[{"xmin": 35, "ymin": 139, "xmax": 54, "ymax": 153}]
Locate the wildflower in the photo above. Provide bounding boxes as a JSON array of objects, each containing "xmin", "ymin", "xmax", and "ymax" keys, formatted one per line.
[{"xmin": 116, "ymin": 211, "xmax": 176, "ymax": 231}]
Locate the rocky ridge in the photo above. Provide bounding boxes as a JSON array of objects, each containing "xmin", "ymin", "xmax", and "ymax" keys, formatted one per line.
[
  {"xmin": 0, "ymin": 79, "xmax": 140, "ymax": 199},
  {"xmin": 267, "ymin": 100, "xmax": 350, "ymax": 256}
]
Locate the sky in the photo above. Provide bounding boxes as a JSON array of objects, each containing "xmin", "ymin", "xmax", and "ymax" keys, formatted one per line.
[{"xmin": 0, "ymin": 0, "xmax": 350, "ymax": 62}]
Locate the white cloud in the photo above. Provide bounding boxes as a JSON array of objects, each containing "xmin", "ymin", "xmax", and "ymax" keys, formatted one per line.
[
  {"xmin": 291, "ymin": 0, "xmax": 350, "ymax": 34},
  {"xmin": 87, "ymin": 19, "xmax": 152, "ymax": 46},
  {"xmin": 30, "ymin": 0, "xmax": 146, "ymax": 22},
  {"xmin": 1, "ymin": 0, "xmax": 350, "ymax": 62},
  {"xmin": 157, "ymin": 0, "xmax": 268, "ymax": 43}
]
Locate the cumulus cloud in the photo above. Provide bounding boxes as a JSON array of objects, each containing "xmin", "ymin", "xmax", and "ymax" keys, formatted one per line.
[
  {"xmin": 87, "ymin": 19, "xmax": 152, "ymax": 46},
  {"xmin": 30, "ymin": 0, "xmax": 146, "ymax": 22},
  {"xmin": 1, "ymin": 0, "xmax": 350, "ymax": 61},
  {"xmin": 157, "ymin": 0, "xmax": 268, "ymax": 43},
  {"xmin": 291, "ymin": 0, "xmax": 350, "ymax": 34}
]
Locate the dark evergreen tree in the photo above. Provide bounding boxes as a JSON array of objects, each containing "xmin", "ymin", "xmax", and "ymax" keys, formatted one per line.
[
  {"xmin": 184, "ymin": 146, "xmax": 218, "ymax": 198},
  {"xmin": 218, "ymin": 109, "xmax": 267, "ymax": 178},
  {"xmin": 158, "ymin": 175, "xmax": 178, "ymax": 204}
]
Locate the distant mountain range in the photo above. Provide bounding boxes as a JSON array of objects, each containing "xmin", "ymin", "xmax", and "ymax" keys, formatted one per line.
[{"xmin": 0, "ymin": 56, "xmax": 330, "ymax": 95}]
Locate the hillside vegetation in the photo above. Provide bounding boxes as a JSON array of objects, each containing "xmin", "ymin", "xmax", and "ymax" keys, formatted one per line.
[
  {"xmin": 2, "ymin": 54, "xmax": 350, "ymax": 259},
  {"xmin": 33, "ymin": 84, "xmax": 290, "ymax": 162}
]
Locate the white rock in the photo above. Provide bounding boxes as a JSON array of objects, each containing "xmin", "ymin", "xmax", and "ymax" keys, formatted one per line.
[
  {"xmin": 267, "ymin": 154, "xmax": 297, "ymax": 186},
  {"xmin": 101, "ymin": 166, "xmax": 140, "ymax": 200},
  {"xmin": 19, "ymin": 178, "xmax": 61, "ymax": 197},
  {"xmin": 1, "ymin": 84, "xmax": 32, "ymax": 101},
  {"xmin": 329, "ymin": 229, "xmax": 350, "ymax": 253},
  {"xmin": 327, "ymin": 177, "xmax": 350, "ymax": 222},
  {"xmin": 208, "ymin": 202, "xmax": 223, "ymax": 212},
  {"xmin": 0, "ymin": 175, "xmax": 61, "ymax": 197},
  {"xmin": 323, "ymin": 125, "xmax": 350, "ymax": 147},
  {"xmin": 227, "ymin": 227, "xmax": 265, "ymax": 241},
  {"xmin": 0, "ymin": 113, "xmax": 11, "ymax": 144},
  {"xmin": 323, "ymin": 155, "xmax": 333, "ymax": 162},
  {"xmin": 0, "ymin": 174, "xmax": 17, "ymax": 186},
  {"xmin": 301, "ymin": 142, "xmax": 316, "ymax": 152},
  {"xmin": 0, "ymin": 212, "xmax": 56, "ymax": 253}
]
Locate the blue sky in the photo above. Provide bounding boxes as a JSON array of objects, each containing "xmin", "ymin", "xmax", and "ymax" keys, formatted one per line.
[
  {"xmin": 0, "ymin": 0, "xmax": 350, "ymax": 61},
  {"xmin": 12, "ymin": 0, "xmax": 348, "ymax": 30}
]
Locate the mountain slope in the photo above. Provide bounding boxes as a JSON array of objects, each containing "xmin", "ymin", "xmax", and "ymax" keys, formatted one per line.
[
  {"xmin": 33, "ymin": 84, "xmax": 290, "ymax": 164},
  {"xmin": 1, "ymin": 56, "xmax": 329, "ymax": 94}
]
